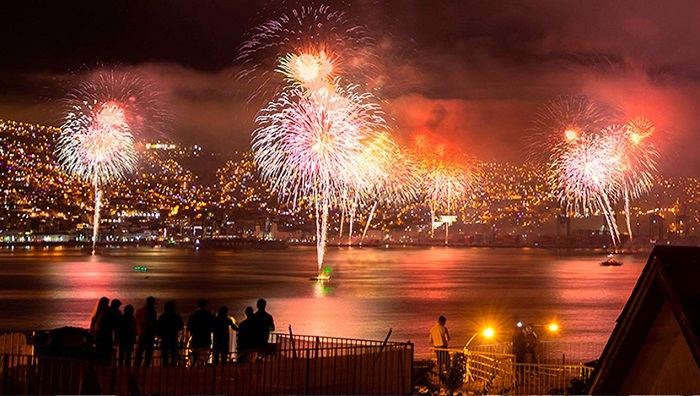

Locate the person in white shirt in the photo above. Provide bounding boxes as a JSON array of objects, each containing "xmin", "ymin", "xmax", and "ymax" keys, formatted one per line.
[
  {"xmin": 429, "ymin": 315, "xmax": 450, "ymax": 347},
  {"xmin": 428, "ymin": 315, "xmax": 450, "ymax": 378}
]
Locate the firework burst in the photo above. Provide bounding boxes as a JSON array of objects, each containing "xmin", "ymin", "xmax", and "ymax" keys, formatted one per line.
[
  {"xmin": 411, "ymin": 132, "xmax": 480, "ymax": 240},
  {"xmin": 527, "ymin": 95, "xmax": 621, "ymax": 163},
  {"xmin": 276, "ymin": 50, "xmax": 337, "ymax": 93},
  {"xmin": 55, "ymin": 69, "xmax": 167, "ymax": 253},
  {"xmin": 616, "ymin": 117, "xmax": 659, "ymax": 239},
  {"xmin": 252, "ymin": 84, "xmax": 387, "ymax": 273},
  {"xmin": 237, "ymin": 4, "xmax": 376, "ymax": 103},
  {"xmin": 549, "ymin": 131, "xmax": 624, "ymax": 246},
  {"xmin": 57, "ymin": 102, "xmax": 138, "ymax": 186}
]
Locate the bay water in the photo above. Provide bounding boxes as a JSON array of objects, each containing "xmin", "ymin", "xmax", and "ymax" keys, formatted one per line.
[{"xmin": 0, "ymin": 245, "xmax": 646, "ymax": 358}]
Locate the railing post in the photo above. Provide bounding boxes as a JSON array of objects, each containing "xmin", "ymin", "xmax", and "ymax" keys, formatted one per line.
[
  {"xmin": 1, "ymin": 354, "xmax": 7, "ymax": 395},
  {"xmin": 211, "ymin": 362, "xmax": 217, "ymax": 395},
  {"xmin": 289, "ymin": 325, "xmax": 297, "ymax": 359},
  {"xmin": 379, "ymin": 328, "xmax": 392, "ymax": 353},
  {"xmin": 305, "ymin": 348, "xmax": 311, "ymax": 395},
  {"xmin": 314, "ymin": 337, "xmax": 319, "ymax": 359}
]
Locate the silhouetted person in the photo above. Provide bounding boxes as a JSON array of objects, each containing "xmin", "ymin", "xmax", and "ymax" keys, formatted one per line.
[
  {"xmin": 89, "ymin": 296, "xmax": 110, "ymax": 338},
  {"xmin": 95, "ymin": 298, "xmax": 122, "ymax": 363},
  {"xmin": 187, "ymin": 298, "xmax": 215, "ymax": 365},
  {"xmin": 117, "ymin": 304, "xmax": 137, "ymax": 366},
  {"xmin": 157, "ymin": 300, "xmax": 184, "ymax": 366},
  {"xmin": 236, "ymin": 306, "xmax": 255, "ymax": 363},
  {"xmin": 134, "ymin": 296, "xmax": 157, "ymax": 366},
  {"xmin": 428, "ymin": 315, "xmax": 450, "ymax": 379},
  {"xmin": 524, "ymin": 324, "xmax": 539, "ymax": 363},
  {"xmin": 512, "ymin": 322, "xmax": 526, "ymax": 363},
  {"xmin": 212, "ymin": 306, "xmax": 238, "ymax": 365},
  {"xmin": 512, "ymin": 320, "xmax": 527, "ymax": 385},
  {"xmin": 252, "ymin": 298, "xmax": 275, "ymax": 354}
]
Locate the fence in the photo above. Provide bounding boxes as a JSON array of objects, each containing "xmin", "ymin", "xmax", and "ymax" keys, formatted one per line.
[
  {"xmin": 464, "ymin": 351, "xmax": 516, "ymax": 394},
  {"xmin": 468, "ymin": 341, "xmax": 603, "ymax": 364},
  {"xmin": 512, "ymin": 362, "xmax": 594, "ymax": 395},
  {"xmin": 430, "ymin": 341, "xmax": 602, "ymax": 395},
  {"xmin": 0, "ymin": 333, "xmax": 33, "ymax": 356},
  {"xmin": 537, "ymin": 341, "xmax": 602, "ymax": 365},
  {"xmin": 0, "ymin": 332, "xmax": 414, "ymax": 395}
]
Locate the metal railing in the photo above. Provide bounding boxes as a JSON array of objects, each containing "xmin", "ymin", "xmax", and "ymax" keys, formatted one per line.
[
  {"xmin": 537, "ymin": 341, "xmax": 602, "ymax": 365},
  {"xmin": 0, "ymin": 332, "xmax": 413, "ymax": 395},
  {"xmin": 427, "ymin": 342, "xmax": 601, "ymax": 395},
  {"xmin": 464, "ymin": 351, "xmax": 516, "ymax": 394},
  {"xmin": 0, "ymin": 333, "xmax": 33, "ymax": 356},
  {"xmin": 511, "ymin": 362, "xmax": 594, "ymax": 395},
  {"xmin": 467, "ymin": 341, "xmax": 603, "ymax": 364}
]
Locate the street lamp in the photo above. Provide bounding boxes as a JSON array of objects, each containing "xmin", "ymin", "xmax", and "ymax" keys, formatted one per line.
[{"xmin": 464, "ymin": 327, "xmax": 495, "ymax": 349}]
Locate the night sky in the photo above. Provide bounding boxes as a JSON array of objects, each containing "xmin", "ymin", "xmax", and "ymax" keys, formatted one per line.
[{"xmin": 2, "ymin": 0, "xmax": 699, "ymax": 176}]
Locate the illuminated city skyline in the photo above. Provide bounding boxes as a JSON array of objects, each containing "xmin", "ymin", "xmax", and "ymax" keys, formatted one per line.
[{"xmin": 2, "ymin": 118, "xmax": 698, "ymax": 248}]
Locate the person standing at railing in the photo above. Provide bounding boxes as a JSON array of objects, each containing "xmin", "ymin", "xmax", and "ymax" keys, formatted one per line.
[
  {"xmin": 429, "ymin": 315, "xmax": 451, "ymax": 379},
  {"xmin": 95, "ymin": 298, "xmax": 122, "ymax": 364},
  {"xmin": 187, "ymin": 298, "xmax": 215, "ymax": 365},
  {"xmin": 157, "ymin": 300, "xmax": 184, "ymax": 366},
  {"xmin": 117, "ymin": 304, "xmax": 136, "ymax": 366},
  {"xmin": 236, "ymin": 306, "xmax": 255, "ymax": 363},
  {"xmin": 252, "ymin": 298, "xmax": 275, "ymax": 355},
  {"xmin": 213, "ymin": 305, "xmax": 238, "ymax": 365},
  {"xmin": 89, "ymin": 296, "xmax": 110, "ymax": 338},
  {"xmin": 512, "ymin": 322, "xmax": 526, "ymax": 364},
  {"xmin": 512, "ymin": 320, "xmax": 527, "ymax": 385},
  {"xmin": 134, "ymin": 296, "xmax": 158, "ymax": 366},
  {"xmin": 523, "ymin": 324, "xmax": 539, "ymax": 363}
]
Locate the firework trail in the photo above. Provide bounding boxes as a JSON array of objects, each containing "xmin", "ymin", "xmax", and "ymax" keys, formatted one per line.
[
  {"xmin": 549, "ymin": 131, "xmax": 624, "ymax": 246},
  {"xmin": 237, "ymin": 4, "xmax": 376, "ymax": 103},
  {"xmin": 55, "ymin": 69, "xmax": 167, "ymax": 253},
  {"xmin": 338, "ymin": 131, "xmax": 396, "ymax": 244},
  {"xmin": 252, "ymin": 84, "xmax": 387, "ymax": 274},
  {"xmin": 617, "ymin": 117, "xmax": 659, "ymax": 239},
  {"xmin": 339, "ymin": 132, "xmax": 421, "ymax": 245},
  {"xmin": 359, "ymin": 140, "xmax": 421, "ymax": 244}
]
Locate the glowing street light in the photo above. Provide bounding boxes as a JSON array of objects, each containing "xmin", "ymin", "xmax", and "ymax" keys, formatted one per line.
[{"xmin": 465, "ymin": 327, "xmax": 495, "ymax": 349}]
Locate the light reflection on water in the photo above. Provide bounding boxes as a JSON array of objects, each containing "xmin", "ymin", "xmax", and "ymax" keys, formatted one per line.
[{"xmin": 0, "ymin": 246, "xmax": 645, "ymax": 357}]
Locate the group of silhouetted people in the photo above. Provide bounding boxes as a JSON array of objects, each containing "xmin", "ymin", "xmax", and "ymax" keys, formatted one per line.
[{"xmin": 88, "ymin": 295, "xmax": 275, "ymax": 366}]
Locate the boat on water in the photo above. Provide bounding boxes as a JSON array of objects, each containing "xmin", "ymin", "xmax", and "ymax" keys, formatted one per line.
[{"xmin": 600, "ymin": 254, "xmax": 623, "ymax": 266}]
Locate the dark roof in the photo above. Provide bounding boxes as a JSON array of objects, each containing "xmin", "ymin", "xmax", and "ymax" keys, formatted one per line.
[{"xmin": 588, "ymin": 245, "xmax": 700, "ymax": 394}]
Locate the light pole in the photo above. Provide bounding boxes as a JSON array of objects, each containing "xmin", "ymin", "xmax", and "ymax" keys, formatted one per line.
[{"xmin": 464, "ymin": 327, "xmax": 495, "ymax": 349}]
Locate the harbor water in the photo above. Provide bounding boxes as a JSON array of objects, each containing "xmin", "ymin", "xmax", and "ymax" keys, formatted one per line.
[{"xmin": 0, "ymin": 245, "xmax": 646, "ymax": 358}]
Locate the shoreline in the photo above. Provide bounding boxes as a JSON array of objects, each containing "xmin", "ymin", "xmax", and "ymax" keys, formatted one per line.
[{"xmin": 0, "ymin": 240, "xmax": 653, "ymax": 254}]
